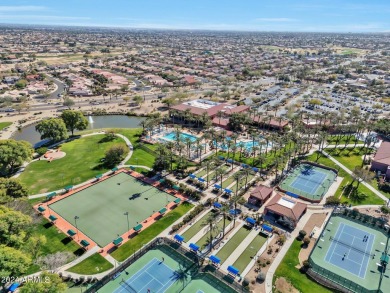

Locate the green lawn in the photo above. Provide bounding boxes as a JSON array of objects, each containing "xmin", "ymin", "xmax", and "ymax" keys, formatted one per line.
[
  {"xmin": 111, "ymin": 202, "xmax": 193, "ymax": 262},
  {"xmin": 326, "ymin": 135, "xmax": 362, "ymax": 145},
  {"xmin": 67, "ymin": 253, "xmax": 113, "ymax": 275},
  {"xmin": 117, "ymin": 129, "xmax": 157, "ymax": 168},
  {"xmin": 25, "ymin": 218, "xmax": 82, "ymax": 275},
  {"xmin": 216, "ymin": 225, "xmax": 252, "ymax": 263},
  {"xmin": 231, "ymin": 174, "xmax": 255, "ymax": 193},
  {"xmin": 19, "ymin": 135, "xmax": 128, "ymax": 194},
  {"xmin": 273, "ymin": 239, "xmax": 331, "ymax": 293},
  {"xmin": 305, "ymin": 153, "xmax": 384, "ymax": 205},
  {"xmin": 232, "ymin": 234, "xmax": 267, "ymax": 273},
  {"xmin": 196, "ymin": 216, "xmax": 231, "ymax": 249},
  {"xmin": 324, "ymin": 147, "xmax": 371, "ymax": 170},
  {"xmin": 0, "ymin": 121, "xmax": 12, "ymax": 131},
  {"xmin": 182, "ymin": 211, "xmax": 212, "ymax": 242}
]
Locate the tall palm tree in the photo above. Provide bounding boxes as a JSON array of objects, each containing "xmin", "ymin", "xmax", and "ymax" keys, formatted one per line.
[
  {"xmin": 230, "ymin": 195, "xmax": 245, "ymax": 227},
  {"xmin": 242, "ymin": 168, "xmax": 254, "ymax": 191},
  {"xmin": 233, "ymin": 171, "xmax": 244, "ymax": 197},
  {"xmin": 218, "ymin": 202, "xmax": 230, "ymax": 238},
  {"xmin": 215, "ymin": 166, "xmax": 226, "ymax": 191},
  {"xmin": 201, "ymin": 213, "xmax": 219, "ymax": 251},
  {"xmin": 202, "ymin": 160, "xmax": 215, "ymax": 188}
]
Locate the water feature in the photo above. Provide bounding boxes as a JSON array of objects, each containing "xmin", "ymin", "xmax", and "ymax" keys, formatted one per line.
[
  {"xmin": 12, "ymin": 115, "xmax": 145, "ymax": 147},
  {"xmin": 161, "ymin": 132, "xmax": 198, "ymax": 142}
]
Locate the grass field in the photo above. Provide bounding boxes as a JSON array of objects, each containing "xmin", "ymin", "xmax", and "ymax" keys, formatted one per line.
[
  {"xmin": 216, "ymin": 225, "xmax": 252, "ymax": 264},
  {"xmin": 196, "ymin": 216, "xmax": 231, "ymax": 249},
  {"xmin": 324, "ymin": 147, "xmax": 371, "ymax": 171},
  {"xmin": 181, "ymin": 211, "xmax": 212, "ymax": 242},
  {"xmin": 25, "ymin": 218, "xmax": 82, "ymax": 275},
  {"xmin": 232, "ymin": 234, "xmax": 267, "ymax": 273},
  {"xmin": 274, "ymin": 239, "xmax": 331, "ymax": 293},
  {"xmin": 67, "ymin": 253, "xmax": 113, "ymax": 275},
  {"xmin": 0, "ymin": 121, "xmax": 11, "ymax": 131},
  {"xmin": 49, "ymin": 172, "xmax": 176, "ymax": 247},
  {"xmin": 111, "ymin": 202, "xmax": 193, "ymax": 262},
  {"xmin": 231, "ymin": 174, "xmax": 255, "ymax": 193},
  {"xmin": 19, "ymin": 134, "xmax": 128, "ymax": 194}
]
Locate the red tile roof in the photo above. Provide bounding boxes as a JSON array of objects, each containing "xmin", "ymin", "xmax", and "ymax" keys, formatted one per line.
[
  {"xmin": 373, "ymin": 142, "xmax": 390, "ymax": 166},
  {"xmin": 250, "ymin": 185, "xmax": 273, "ymax": 201},
  {"xmin": 265, "ymin": 194, "xmax": 307, "ymax": 222}
]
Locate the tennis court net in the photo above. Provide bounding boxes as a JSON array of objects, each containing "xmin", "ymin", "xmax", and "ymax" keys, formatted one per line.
[
  {"xmin": 120, "ymin": 279, "xmax": 137, "ymax": 293},
  {"xmin": 329, "ymin": 236, "xmax": 373, "ymax": 257}
]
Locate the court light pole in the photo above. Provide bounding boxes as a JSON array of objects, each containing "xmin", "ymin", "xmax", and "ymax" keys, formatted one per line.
[
  {"xmin": 74, "ymin": 216, "xmax": 80, "ymax": 240},
  {"xmin": 124, "ymin": 212, "xmax": 130, "ymax": 237}
]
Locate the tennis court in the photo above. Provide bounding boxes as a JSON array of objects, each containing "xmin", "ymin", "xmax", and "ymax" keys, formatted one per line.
[
  {"xmin": 279, "ymin": 163, "xmax": 336, "ymax": 201},
  {"xmin": 324, "ymin": 223, "xmax": 374, "ymax": 278},
  {"xmin": 49, "ymin": 172, "xmax": 177, "ymax": 247},
  {"xmin": 99, "ymin": 244, "xmax": 238, "ymax": 293},
  {"xmin": 309, "ymin": 213, "xmax": 390, "ymax": 292}
]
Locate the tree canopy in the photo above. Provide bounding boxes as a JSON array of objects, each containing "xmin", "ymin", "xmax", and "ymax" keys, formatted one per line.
[
  {"xmin": 104, "ymin": 144, "xmax": 127, "ymax": 167},
  {"xmin": 0, "ymin": 245, "xmax": 32, "ymax": 277},
  {"xmin": 0, "ymin": 139, "xmax": 33, "ymax": 175},
  {"xmin": 36, "ymin": 118, "xmax": 69, "ymax": 142},
  {"xmin": 61, "ymin": 110, "xmax": 89, "ymax": 135},
  {"xmin": 20, "ymin": 271, "xmax": 67, "ymax": 293},
  {"xmin": 0, "ymin": 178, "xmax": 29, "ymax": 203}
]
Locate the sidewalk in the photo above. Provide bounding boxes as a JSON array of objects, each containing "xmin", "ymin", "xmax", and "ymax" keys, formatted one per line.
[{"xmin": 322, "ymin": 150, "xmax": 388, "ymax": 202}]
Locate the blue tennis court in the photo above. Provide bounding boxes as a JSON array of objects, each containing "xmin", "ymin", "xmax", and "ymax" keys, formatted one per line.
[
  {"xmin": 290, "ymin": 165, "xmax": 328, "ymax": 194},
  {"xmin": 324, "ymin": 223, "xmax": 375, "ymax": 278},
  {"xmin": 114, "ymin": 258, "xmax": 178, "ymax": 293}
]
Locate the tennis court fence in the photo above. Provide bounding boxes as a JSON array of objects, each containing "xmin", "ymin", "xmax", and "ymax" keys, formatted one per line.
[
  {"xmin": 308, "ymin": 262, "xmax": 374, "ymax": 293},
  {"xmin": 329, "ymin": 236, "xmax": 373, "ymax": 257}
]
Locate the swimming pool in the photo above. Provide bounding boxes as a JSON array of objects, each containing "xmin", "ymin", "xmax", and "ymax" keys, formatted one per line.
[
  {"xmin": 214, "ymin": 139, "xmax": 272, "ymax": 151},
  {"xmin": 162, "ymin": 132, "xmax": 198, "ymax": 142}
]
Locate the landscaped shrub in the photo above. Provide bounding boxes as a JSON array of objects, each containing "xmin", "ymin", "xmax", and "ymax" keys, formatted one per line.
[
  {"xmin": 242, "ymin": 278, "xmax": 250, "ymax": 287},
  {"xmin": 297, "ymin": 230, "xmax": 307, "ymax": 240},
  {"xmin": 256, "ymin": 272, "xmax": 265, "ymax": 283},
  {"xmin": 303, "ymin": 236, "xmax": 311, "ymax": 247},
  {"xmin": 325, "ymin": 196, "xmax": 340, "ymax": 206},
  {"xmin": 36, "ymin": 147, "xmax": 48, "ymax": 156}
]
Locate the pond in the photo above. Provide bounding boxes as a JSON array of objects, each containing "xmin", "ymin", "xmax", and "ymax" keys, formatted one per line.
[{"xmin": 12, "ymin": 115, "xmax": 145, "ymax": 147}]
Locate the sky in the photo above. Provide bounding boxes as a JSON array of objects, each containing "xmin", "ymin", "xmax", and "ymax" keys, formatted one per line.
[{"xmin": 0, "ymin": 0, "xmax": 389, "ymax": 32}]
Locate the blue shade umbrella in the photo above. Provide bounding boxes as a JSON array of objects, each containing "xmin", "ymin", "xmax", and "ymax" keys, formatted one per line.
[
  {"xmin": 213, "ymin": 202, "xmax": 222, "ymax": 208},
  {"xmin": 246, "ymin": 217, "xmax": 256, "ymax": 225},
  {"xmin": 214, "ymin": 184, "xmax": 222, "ymax": 189},
  {"xmin": 174, "ymin": 234, "xmax": 184, "ymax": 243}
]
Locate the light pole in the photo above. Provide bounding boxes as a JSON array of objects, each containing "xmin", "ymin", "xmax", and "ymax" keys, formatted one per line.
[
  {"xmin": 124, "ymin": 212, "xmax": 130, "ymax": 237},
  {"xmin": 74, "ymin": 216, "xmax": 80, "ymax": 240}
]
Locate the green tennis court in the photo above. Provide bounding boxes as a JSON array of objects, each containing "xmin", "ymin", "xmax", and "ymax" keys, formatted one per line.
[
  {"xmin": 279, "ymin": 163, "xmax": 336, "ymax": 201},
  {"xmin": 98, "ymin": 244, "xmax": 238, "ymax": 293},
  {"xmin": 49, "ymin": 172, "xmax": 177, "ymax": 247}
]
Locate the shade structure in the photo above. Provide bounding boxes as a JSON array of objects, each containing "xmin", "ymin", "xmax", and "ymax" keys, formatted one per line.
[
  {"xmin": 286, "ymin": 191, "xmax": 299, "ymax": 198},
  {"xmin": 218, "ymin": 155, "xmax": 225, "ymax": 160},
  {"xmin": 241, "ymin": 163, "xmax": 248, "ymax": 168},
  {"xmin": 226, "ymin": 159, "xmax": 234, "ymax": 163},
  {"xmin": 111, "ymin": 167, "xmax": 118, "ymax": 172},
  {"xmin": 67, "ymin": 229, "xmax": 76, "ymax": 237},
  {"xmin": 189, "ymin": 174, "xmax": 196, "ymax": 179},
  {"xmin": 130, "ymin": 166, "xmax": 135, "ymax": 170},
  {"xmin": 213, "ymin": 184, "xmax": 222, "ymax": 189},
  {"xmin": 49, "ymin": 215, "xmax": 57, "ymax": 222},
  {"xmin": 189, "ymin": 243, "xmax": 199, "ymax": 252},
  {"xmin": 224, "ymin": 188, "xmax": 232, "ymax": 194},
  {"xmin": 159, "ymin": 178, "xmax": 165, "ymax": 183},
  {"xmin": 381, "ymin": 252, "xmax": 389, "ymax": 264},
  {"xmin": 64, "ymin": 185, "xmax": 73, "ymax": 191},
  {"xmin": 174, "ymin": 234, "xmax": 184, "ymax": 243},
  {"xmin": 198, "ymin": 177, "xmax": 205, "ymax": 183},
  {"xmin": 209, "ymin": 255, "xmax": 221, "ymax": 264},
  {"xmin": 213, "ymin": 202, "xmax": 222, "ymax": 209},
  {"xmin": 252, "ymin": 167, "xmax": 259, "ymax": 172},
  {"xmin": 227, "ymin": 265, "xmax": 239, "ymax": 275},
  {"xmin": 262, "ymin": 224, "xmax": 273, "ymax": 232},
  {"xmin": 133, "ymin": 223, "xmax": 143, "ymax": 232},
  {"xmin": 80, "ymin": 240, "xmax": 90, "ymax": 248},
  {"xmin": 46, "ymin": 192, "xmax": 56, "ymax": 199},
  {"xmin": 174, "ymin": 198, "xmax": 181, "ymax": 204},
  {"xmin": 172, "ymin": 185, "xmax": 180, "ymax": 190},
  {"xmin": 95, "ymin": 174, "xmax": 103, "ymax": 179},
  {"xmin": 37, "ymin": 206, "xmax": 46, "ymax": 213},
  {"xmin": 246, "ymin": 217, "xmax": 256, "ymax": 225},
  {"xmin": 113, "ymin": 236, "xmax": 123, "ymax": 246},
  {"xmin": 8, "ymin": 283, "xmax": 19, "ymax": 292},
  {"xmin": 159, "ymin": 207, "xmax": 167, "ymax": 214}
]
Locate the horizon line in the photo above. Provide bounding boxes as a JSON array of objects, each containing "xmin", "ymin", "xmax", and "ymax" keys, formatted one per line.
[{"xmin": 0, "ymin": 22, "xmax": 389, "ymax": 34}]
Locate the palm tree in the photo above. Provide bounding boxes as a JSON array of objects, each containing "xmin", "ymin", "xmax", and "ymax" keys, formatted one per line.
[
  {"xmin": 202, "ymin": 160, "xmax": 215, "ymax": 188},
  {"xmin": 218, "ymin": 202, "xmax": 230, "ymax": 238},
  {"xmin": 215, "ymin": 166, "xmax": 226, "ymax": 191},
  {"xmin": 251, "ymin": 146, "xmax": 259, "ymax": 167},
  {"xmin": 242, "ymin": 168, "xmax": 254, "ymax": 191},
  {"xmin": 201, "ymin": 213, "xmax": 219, "ymax": 251},
  {"xmin": 352, "ymin": 167, "xmax": 374, "ymax": 190},
  {"xmin": 233, "ymin": 171, "xmax": 244, "ymax": 197},
  {"xmin": 230, "ymin": 195, "xmax": 245, "ymax": 227},
  {"xmin": 184, "ymin": 137, "xmax": 192, "ymax": 159}
]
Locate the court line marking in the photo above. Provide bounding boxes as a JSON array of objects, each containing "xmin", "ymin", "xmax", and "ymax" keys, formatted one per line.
[
  {"xmin": 333, "ymin": 251, "xmax": 363, "ymax": 266},
  {"xmin": 325, "ymin": 223, "xmax": 345, "ymax": 263},
  {"xmin": 361, "ymin": 233, "xmax": 376, "ymax": 279},
  {"xmin": 117, "ymin": 258, "xmax": 159, "ymax": 293}
]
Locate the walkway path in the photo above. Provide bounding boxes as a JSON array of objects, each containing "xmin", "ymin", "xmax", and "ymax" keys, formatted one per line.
[{"xmin": 321, "ymin": 149, "xmax": 388, "ymax": 202}]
